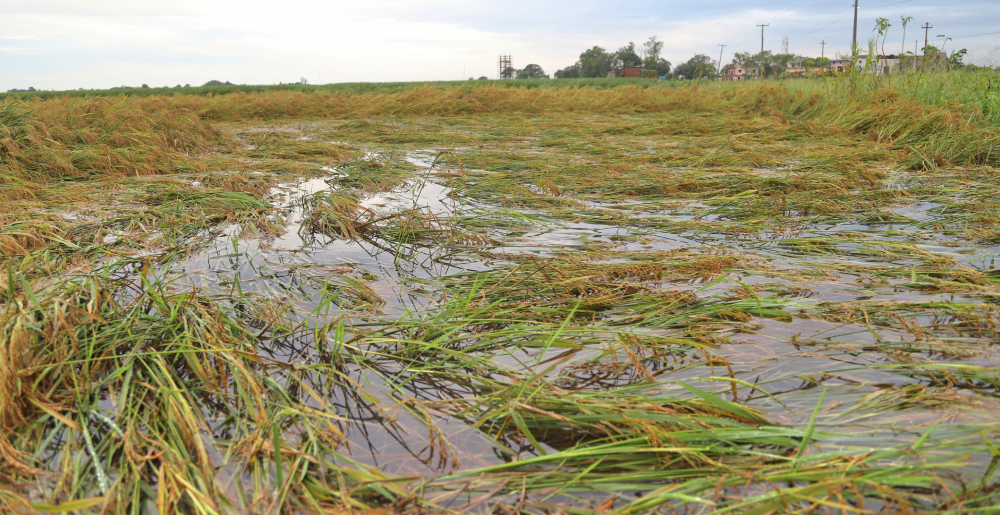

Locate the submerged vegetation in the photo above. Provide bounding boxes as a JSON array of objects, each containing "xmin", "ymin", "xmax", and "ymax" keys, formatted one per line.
[{"xmin": 1, "ymin": 72, "xmax": 1000, "ymax": 513}]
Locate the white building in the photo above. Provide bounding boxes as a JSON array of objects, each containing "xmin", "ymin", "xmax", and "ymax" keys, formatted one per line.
[{"xmin": 722, "ymin": 63, "xmax": 757, "ymax": 81}]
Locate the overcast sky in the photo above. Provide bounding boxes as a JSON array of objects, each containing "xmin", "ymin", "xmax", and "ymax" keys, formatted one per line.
[{"xmin": 2, "ymin": 0, "xmax": 998, "ymax": 90}]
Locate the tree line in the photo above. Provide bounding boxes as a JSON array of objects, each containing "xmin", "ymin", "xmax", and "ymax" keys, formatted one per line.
[
  {"xmin": 536, "ymin": 36, "xmax": 820, "ymax": 80},
  {"xmin": 543, "ymin": 31, "xmax": 976, "ymax": 81},
  {"xmin": 555, "ymin": 37, "xmax": 672, "ymax": 78},
  {"xmin": 552, "ymin": 41, "xmax": 837, "ymax": 80},
  {"xmin": 6, "ymin": 80, "xmax": 240, "ymax": 94}
]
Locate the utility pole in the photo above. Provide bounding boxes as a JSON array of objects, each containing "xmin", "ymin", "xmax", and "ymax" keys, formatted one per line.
[
  {"xmin": 922, "ymin": 23, "xmax": 933, "ymax": 55},
  {"xmin": 852, "ymin": 0, "xmax": 859, "ymax": 51},
  {"xmin": 757, "ymin": 24, "xmax": 769, "ymax": 79},
  {"xmin": 717, "ymin": 44, "xmax": 727, "ymax": 76},
  {"xmin": 821, "ymin": 40, "xmax": 826, "ymax": 59}
]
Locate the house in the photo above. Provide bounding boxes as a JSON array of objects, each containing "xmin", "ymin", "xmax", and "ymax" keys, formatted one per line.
[
  {"xmin": 828, "ymin": 58, "xmax": 854, "ymax": 73},
  {"xmin": 899, "ymin": 51, "xmax": 947, "ymax": 71},
  {"xmin": 784, "ymin": 63, "xmax": 836, "ymax": 78},
  {"xmin": 872, "ymin": 55, "xmax": 902, "ymax": 75},
  {"xmin": 828, "ymin": 55, "xmax": 912, "ymax": 75},
  {"xmin": 785, "ymin": 66, "xmax": 808, "ymax": 77},
  {"xmin": 722, "ymin": 63, "xmax": 757, "ymax": 81},
  {"xmin": 722, "ymin": 64, "xmax": 742, "ymax": 81},
  {"xmin": 828, "ymin": 56, "xmax": 872, "ymax": 73},
  {"xmin": 608, "ymin": 66, "xmax": 643, "ymax": 78},
  {"xmin": 826, "ymin": 52, "xmax": 946, "ymax": 74}
]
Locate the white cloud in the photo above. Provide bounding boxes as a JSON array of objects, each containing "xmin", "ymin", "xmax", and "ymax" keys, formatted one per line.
[{"xmin": 0, "ymin": 0, "xmax": 996, "ymax": 90}]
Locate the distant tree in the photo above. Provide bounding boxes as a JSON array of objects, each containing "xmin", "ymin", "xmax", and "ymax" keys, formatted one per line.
[
  {"xmin": 202, "ymin": 80, "xmax": 233, "ymax": 87},
  {"xmin": 184, "ymin": 84, "xmax": 191, "ymax": 87},
  {"xmin": 949, "ymin": 48, "xmax": 969, "ymax": 67},
  {"xmin": 141, "ymin": 84, "xmax": 150, "ymax": 88},
  {"xmin": 516, "ymin": 64, "xmax": 549, "ymax": 79},
  {"xmin": 776, "ymin": 54, "xmax": 797, "ymax": 67},
  {"xmin": 174, "ymin": 84, "xmax": 182, "ymax": 88},
  {"xmin": 642, "ymin": 38, "xmax": 672, "ymax": 77},
  {"xmin": 299, "ymin": 77, "xmax": 308, "ymax": 85},
  {"xmin": 554, "ymin": 64, "xmax": 581, "ymax": 79},
  {"xmin": 729, "ymin": 51, "xmax": 830, "ymax": 77},
  {"xmin": 642, "ymin": 36, "xmax": 664, "ymax": 62},
  {"xmin": 578, "ymin": 46, "xmax": 616, "ymax": 77},
  {"xmin": 673, "ymin": 54, "xmax": 717, "ymax": 79},
  {"xmin": 734, "ymin": 51, "xmax": 773, "ymax": 77},
  {"xmin": 641, "ymin": 69, "xmax": 658, "ymax": 78},
  {"xmin": 615, "ymin": 42, "xmax": 642, "ymax": 69},
  {"xmin": 645, "ymin": 57, "xmax": 671, "ymax": 76},
  {"xmin": 469, "ymin": 77, "xmax": 475, "ymax": 81},
  {"xmin": 500, "ymin": 66, "xmax": 516, "ymax": 79},
  {"xmin": 557, "ymin": 41, "xmax": 671, "ymax": 79},
  {"xmin": 771, "ymin": 53, "xmax": 801, "ymax": 75},
  {"xmin": 478, "ymin": 76, "xmax": 489, "ymax": 80}
]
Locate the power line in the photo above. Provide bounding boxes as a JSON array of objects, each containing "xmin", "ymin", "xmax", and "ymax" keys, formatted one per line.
[
  {"xmin": 723, "ymin": 0, "xmax": 841, "ymax": 48},
  {"xmin": 787, "ymin": 15, "xmax": 850, "ymax": 41},
  {"xmin": 744, "ymin": 11, "xmax": 845, "ymax": 45},
  {"xmin": 769, "ymin": 0, "xmax": 835, "ymax": 22},
  {"xmin": 769, "ymin": 0, "xmax": 844, "ymax": 32},
  {"xmin": 951, "ymin": 30, "xmax": 1000, "ymax": 40},
  {"xmin": 860, "ymin": 0, "xmax": 913, "ymax": 9},
  {"xmin": 728, "ymin": 0, "xmax": 917, "ymax": 54},
  {"xmin": 777, "ymin": 0, "xmax": 868, "ymax": 43},
  {"xmin": 804, "ymin": 0, "xmax": 852, "ymax": 19}
]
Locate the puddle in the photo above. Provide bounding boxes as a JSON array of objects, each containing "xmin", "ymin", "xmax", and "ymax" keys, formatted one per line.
[
  {"xmin": 161, "ymin": 172, "xmax": 493, "ymax": 319},
  {"xmin": 88, "ymin": 149, "xmax": 1000, "ymax": 492}
]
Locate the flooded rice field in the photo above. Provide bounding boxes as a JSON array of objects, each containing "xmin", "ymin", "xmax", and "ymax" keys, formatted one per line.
[{"xmin": 5, "ymin": 111, "xmax": 1000, "ymax": 513}]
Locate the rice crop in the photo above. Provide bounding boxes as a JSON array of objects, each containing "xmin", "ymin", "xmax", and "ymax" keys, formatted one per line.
[
  {"xmin": 0, "ymin": 75, "xmax": 999, "ymax": 514},
  {"xmin": 0, "ymin": 78, "xmax": 672, "ymax": 101}
]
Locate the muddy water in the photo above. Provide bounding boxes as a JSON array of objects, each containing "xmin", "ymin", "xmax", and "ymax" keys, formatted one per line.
[
  {"xmin": 133, "ymin": 160, "xmax": 512, "ymax": 474},
  {"xmin": 168, "ymin": 171, "xmax": 487, "ymax": 316},
  {"xmin": 142, "ymin": 152, "xmax": 1000, "ymax": 481}
]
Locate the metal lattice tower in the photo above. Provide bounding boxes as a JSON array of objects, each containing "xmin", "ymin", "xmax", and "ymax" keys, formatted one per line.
[
  {"xmin": 782, "ymin": 36, "xmax": 789, "ymax": 54},
  {"xmin": 498, "ymin": 55, "xmax": 513, "ymax": 79}
]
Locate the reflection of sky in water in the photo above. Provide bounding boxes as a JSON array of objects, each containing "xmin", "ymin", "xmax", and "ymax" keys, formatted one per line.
[{"xmin": 121, "ymin": 153, "xmax": 1000, "ymax": 483}]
